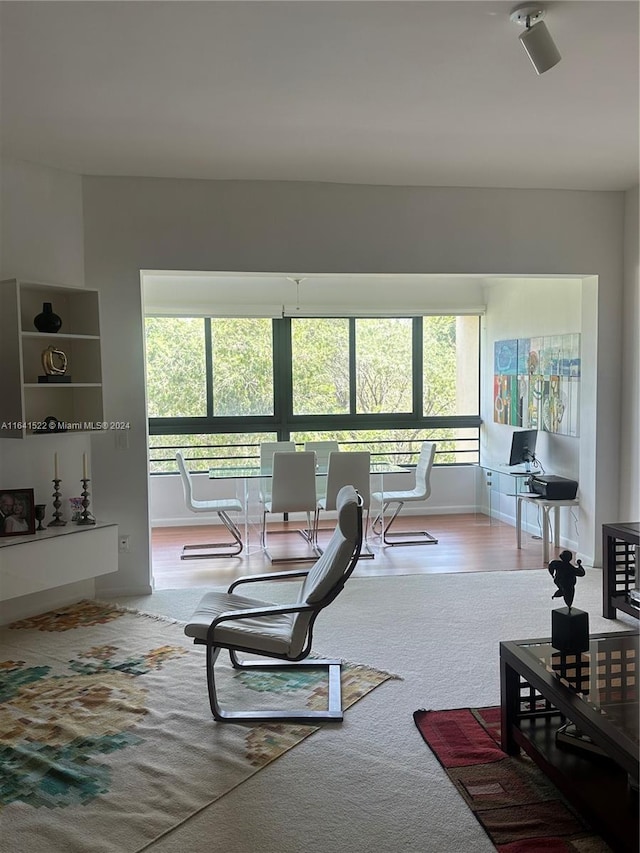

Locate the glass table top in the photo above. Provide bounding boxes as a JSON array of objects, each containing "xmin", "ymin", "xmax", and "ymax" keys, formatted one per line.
[
  {"xmin": 208, "ymin": 461, "xmax": 409, "ymax": 478},
  {"xmin": 520, "ymin": 633, "xmax": 639, "ymax": 745}
]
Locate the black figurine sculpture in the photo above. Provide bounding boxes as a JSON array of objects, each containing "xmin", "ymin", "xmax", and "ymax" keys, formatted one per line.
[
  {"xmin": 548, "ymin": 550, "xmax": 589, "ymax": 653},
  {"xmin": 548, "ymin": 549, "xmax": 585, "ymax": 609}
]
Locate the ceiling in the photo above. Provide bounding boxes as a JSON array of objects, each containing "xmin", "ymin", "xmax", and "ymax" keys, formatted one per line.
[{"xmin": 1, "ymin": 1, "xmax": 638, "ymax": 191}]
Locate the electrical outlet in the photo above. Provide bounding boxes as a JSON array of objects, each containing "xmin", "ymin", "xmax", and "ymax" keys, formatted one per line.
[
  {"xmin": 115, "ymin": 431, "xmax": 129, "ymax": 450},
  {"xmin": 118, "ymin": 535, "xmax": 130, "ymax": 553}
]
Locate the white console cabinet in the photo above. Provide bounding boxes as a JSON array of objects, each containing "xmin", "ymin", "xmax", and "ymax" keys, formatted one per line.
[
  {"xmin": 0, "ymin": 522, "xmax": 118, "ymax": 601},
  {"xmin": 0, "ymin": 278, "xmax": 104, "ymax": 438}
]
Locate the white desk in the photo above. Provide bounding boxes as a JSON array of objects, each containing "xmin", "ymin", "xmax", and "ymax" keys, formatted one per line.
[
  {"xmin": 516, "ymin": 494, "xmax": 579, "ymax": 565},
  {"xmin": 477, "ymin": 465, "xmax": 534, "ymax": 525}
]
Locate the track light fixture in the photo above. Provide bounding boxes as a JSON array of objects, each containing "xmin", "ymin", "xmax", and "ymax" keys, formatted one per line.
[{"xmin": 510, "ymin": 4, "xmax": 561, "ymax": 75}]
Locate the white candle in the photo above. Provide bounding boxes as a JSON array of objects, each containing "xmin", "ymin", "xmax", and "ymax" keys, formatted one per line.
[
  {"xmin": 54, "ymin": 452, "xmax": 59, "ymax": 480},
  {"xmin": 82, "ymin": 453, "xmax": 88, "ymax": 480}
]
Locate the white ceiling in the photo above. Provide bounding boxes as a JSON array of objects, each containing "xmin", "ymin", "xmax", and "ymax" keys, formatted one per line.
[{"xmin": 1, "ymin": 1, "xmax": 638, "ymax": 191}]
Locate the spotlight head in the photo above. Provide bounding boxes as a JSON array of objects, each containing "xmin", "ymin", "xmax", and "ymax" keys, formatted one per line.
[{"xmin": 510, "ymin": 4, "xmax": 561, "ymax": 75}]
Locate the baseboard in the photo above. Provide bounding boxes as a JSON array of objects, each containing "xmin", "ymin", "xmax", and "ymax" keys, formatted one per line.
[
  {"xmin": 150, "ymin": 504, "xmax": 479, "ymax": 527},
  {"xmin": 151, "ymin": 517, "xmax": 225, "ymax": 527},
  {"xmin": 95, "ymin": 584, "xmax": 154, "ymax": 598},
  {"xmin": 0, "ymin": 579, "xmax": 96, "ymax": 625}
]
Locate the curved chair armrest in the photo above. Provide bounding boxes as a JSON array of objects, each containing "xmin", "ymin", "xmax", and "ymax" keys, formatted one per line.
[
  {"xmin": 228, "ymin": 569, "xmax": 310, "ymax": 593},
  {"xmin": 206, "ymin": 602, "xmax": 314, "ymax": 643}
]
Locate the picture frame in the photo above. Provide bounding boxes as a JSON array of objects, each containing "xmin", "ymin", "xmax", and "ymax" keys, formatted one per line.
[{"xmin": 0, "ymin": 488, "xmax": 36, "ymax": 537}]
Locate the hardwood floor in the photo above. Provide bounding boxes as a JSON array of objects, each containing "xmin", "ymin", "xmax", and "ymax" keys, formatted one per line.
[{"xmin": 151, "ymin": 512, "xmax": 558, "ymax": 589}]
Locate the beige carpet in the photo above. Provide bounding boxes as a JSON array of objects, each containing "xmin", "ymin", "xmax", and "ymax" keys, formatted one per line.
[
  {"xmin": 107, "ymin": 568, "xmax": 636, "ymax": 853},
  {"xmin": 0, "ymin": 600, "xmax": 396, "ymax": 853}
]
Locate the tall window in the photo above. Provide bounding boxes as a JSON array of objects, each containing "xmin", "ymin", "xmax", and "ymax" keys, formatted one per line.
[
  {"xmin": 291, "ymin": 318, "xmax": 349, "ymax": 415},
  {"xmin": 146, "ymin": 318, "xmax": 206, "ymax": 417},
  {"xmin": 210, "ymin": 318, "xmax": 273, "ymax": 416},
  {"xmin": 146, "ymin": 314, "xmax": 481, "ymax": 472},
  {"xmin": 355, "ymin": 318, "xmax": 413, "ymax": 414}
]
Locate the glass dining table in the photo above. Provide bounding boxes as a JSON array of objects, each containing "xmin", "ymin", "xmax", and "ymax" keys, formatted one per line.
[{"xmin": 208, "ymin": 461, "xmax": 410, "ymax": 555}]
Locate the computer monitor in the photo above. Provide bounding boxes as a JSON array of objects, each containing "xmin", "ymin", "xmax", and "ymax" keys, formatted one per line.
[{"xmin": 508, "ymin": 429, "xmax": 538, "ymax": 468}]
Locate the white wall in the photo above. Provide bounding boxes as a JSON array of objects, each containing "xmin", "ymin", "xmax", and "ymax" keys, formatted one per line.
[
  {"xmin": 0, "ymin": 158, "xmax": 96, "ymax": 619},
  {"xmin": 481, "ymin": 277, "xmax": 583, "ymax": 549},
  {"xmin": 0, "ymin": 158, "xmax": 86, "ymax": 287},
  {"xmin": 621, "ymin": 186, "xmax": 639, "ymax": 520},
  {"xmin": 2, "ymin": 166, "xmax": 632, "ymax": 602},
  {"xmin": 80, "ymin": 177, "xmax": 627, "ymax": 594},
  {"xmin": 143, "ymin": 271, "xmax": 487, "ymax": 317},
  {"xmin": 481, "ymin": 277, "xmax": 584, "ymax": 471}
]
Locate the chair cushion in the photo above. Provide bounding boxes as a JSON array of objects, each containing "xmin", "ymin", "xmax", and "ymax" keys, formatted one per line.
[
  {"xmin": 371, "ymin": 489, "xmax": 421, "ymax": 502},
  {"xmin": 184, "ymin": 590, "xmax": 296, "ymax": 655},
  {"xmin": 189, "ymin": 498, "xmax": 243, "ymax": 513}
]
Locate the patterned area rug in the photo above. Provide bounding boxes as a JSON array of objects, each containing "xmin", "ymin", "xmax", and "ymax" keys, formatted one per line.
[
  {"xmin": 0, "ymin": 600, "xmax": 396, "ymax": 853},
  {"xmin": 413, "ymin": 707, "xmax": 612, "ymax": 853}
]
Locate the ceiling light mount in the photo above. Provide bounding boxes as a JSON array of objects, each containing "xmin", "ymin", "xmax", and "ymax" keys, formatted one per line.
[
  {"xmin": 510, "ymin": 4, "xmax": 561, "ymax": 75},
  {"xmin": 286, "ymin": 276, "xmax": 307, "ymax": 313},
  {"xmin": 509, "ymin": 5, "xmax": 545, "ymax": 27}
]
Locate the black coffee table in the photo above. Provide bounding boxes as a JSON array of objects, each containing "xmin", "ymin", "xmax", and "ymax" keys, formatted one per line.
[
  {"xmin": 500, "ymin": 630, "xmax": 639, "ymax": 852},
  {"xmin": 602, "ymin": 521, "xmax": 639, "ymax": 620}
]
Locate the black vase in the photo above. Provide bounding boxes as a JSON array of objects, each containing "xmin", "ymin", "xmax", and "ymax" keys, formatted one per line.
[{"xmin": 33, "ymin": 302, "xmax": 62, "ymax": 333}]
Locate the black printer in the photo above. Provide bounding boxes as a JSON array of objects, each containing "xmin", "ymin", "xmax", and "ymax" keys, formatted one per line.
[{"xmin": 528, "ymin": 475, "xmax": 578, "ymax": 500}]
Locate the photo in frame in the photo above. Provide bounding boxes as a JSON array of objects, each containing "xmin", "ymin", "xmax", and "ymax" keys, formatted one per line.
[{"xmin": 0, "ymin": 488, "xmax": 36, "ymax": 537}]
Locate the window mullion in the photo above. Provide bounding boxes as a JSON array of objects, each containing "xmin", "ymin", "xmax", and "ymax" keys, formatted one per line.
[
  {"xmin": 349, "ymin": 317, "xmax": 356, "ymax": 414},
  {"xmin": 413, "ymin": 317, "xmax": 423, "ymax": 416},
  {"xmin": 273, "ymin": 318, "xmax": 293, "ymax": 440},
  {"xmin": 205, "ymin": 318, "xmax": 213, "ymax": 417}
]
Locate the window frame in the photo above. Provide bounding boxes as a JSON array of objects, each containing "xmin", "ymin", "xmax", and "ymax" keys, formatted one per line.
[{"xmin": 147, "ymin": 314, "xmax": 482, "ymax": 441}]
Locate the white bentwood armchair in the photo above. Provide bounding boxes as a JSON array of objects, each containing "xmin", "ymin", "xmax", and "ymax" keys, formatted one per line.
[{"xmin": 184, "ymin": 485, "xmax": 364, "ymax": 723}]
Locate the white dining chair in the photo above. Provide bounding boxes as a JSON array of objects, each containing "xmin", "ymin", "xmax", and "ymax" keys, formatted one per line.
[
  {"xmin": 304, "ymin": 440, "xmax": 340, "ymax": 502},
  {"xmin": 371, "ymin": 441, "xmax": 439, "ymax": 546},
  {"xmin": 313, "ymin": 450, "xmax": 373, "ymax": 558},
  {"xmin": 261, "ymin": 450, "xmax": 319, "ymax": 563},
  {"xmin": 176, "ymin": 451, "xmax": 244, "ymax": 558},
  {"xmin": 304, "ymin": 440, "xmax": 339, "ymax": 470},
  {"xmin": 259, "ymin": 440, "xmax": 296, "ymax": 502}
]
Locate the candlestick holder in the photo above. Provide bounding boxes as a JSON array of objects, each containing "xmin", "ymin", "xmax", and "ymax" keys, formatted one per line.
[
  {"xmin": 76, "ymin": 478, "xmax": 96, "ymax": 525},
  {"xmin": 48, "ymin": 479, "xmax": 67, "ymax": 526},
  {"xmin": 35, "ymin": 504, "xmax": 47, "ymax": 531}
]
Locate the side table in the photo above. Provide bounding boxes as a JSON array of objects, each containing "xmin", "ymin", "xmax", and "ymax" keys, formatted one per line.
[
  {"xmin": 516, "ymin": 494, "xmax": 579, "ymax": 564},
  {"xmin": 602, "ymin": 521, "xmax": 639, "ymax": 619}
]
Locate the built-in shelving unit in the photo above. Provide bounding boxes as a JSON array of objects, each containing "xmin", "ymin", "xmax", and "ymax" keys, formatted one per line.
[
  {"xmin": 0, "ymin": 522, "xmax": 118, "ymax": 601},
  {"xmin": 0, "ymin": 279, "xmax": 104, "ymax": 438}
]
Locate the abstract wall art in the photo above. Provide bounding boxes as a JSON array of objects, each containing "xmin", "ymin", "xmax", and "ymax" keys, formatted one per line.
[{"xmin": 494, "ymin": 334, "xmax": 580, "ymax": 436}]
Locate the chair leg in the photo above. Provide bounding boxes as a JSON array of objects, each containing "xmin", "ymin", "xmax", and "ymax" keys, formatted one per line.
[
  {"xmin": 297, "ymin": 511, "xmax": 315, "ymax": 544},
  {"xmin": 376, "ymin": 500, "xmax": 439, "ymax": 546},
  {"xmin": 314, "ymin": 508, "xmax": 374, "ymax": 559},
  {"xmin": 371, "ymin": 502, "xmax": 389, "ymax": 535},
  {"xmin": 359, "ymin": 507, "xmax": 375, "ymax": 559},
  {"xmin": 311, "ymin": 507, "xmax": 326, "ymax": 549},
  {"xmin": 181, "ymin": 511, "xmax": 243, "ymax": 559},
  {"xmin": 205, "ymin": 646, "xmax": 344, "ymax": 723},
  {"xmin": 262, "ymin": 510, "xmax": 320, "ymax": 564},
  {"xmin": 261, "ymin": 509, "xmax": 268, "ymax": 550}
]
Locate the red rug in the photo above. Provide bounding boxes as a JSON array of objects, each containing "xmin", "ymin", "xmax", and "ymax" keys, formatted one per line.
[{"xmin": 413, "ymin": 706, "xmax": 610, "ymax": 853}]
